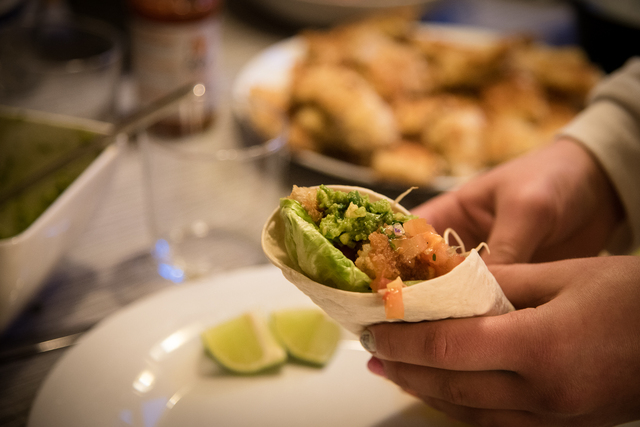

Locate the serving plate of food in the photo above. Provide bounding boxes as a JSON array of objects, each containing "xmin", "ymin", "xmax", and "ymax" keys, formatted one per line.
[
  {"xmin": 233, "ymin": 11, "xmax": 601, "ymax": 200},
  {"xmin": 28, "ymin": 264, "xmax": 465, "ymax": 427}
]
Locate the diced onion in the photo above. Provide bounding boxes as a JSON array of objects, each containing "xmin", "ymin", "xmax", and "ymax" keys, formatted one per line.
[
  {"xmin": 403, "ymin": 218, "xmax": 435, "ymax": 237},
  {"xmin": 395, "ymin": 234, "xmax": 430, "ymax": 260}
]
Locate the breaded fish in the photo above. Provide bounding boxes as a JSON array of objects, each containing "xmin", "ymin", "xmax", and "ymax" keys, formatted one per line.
[
  {"xmin": 371, "ymin": 141, "xmax": 446, "ymax": 185},
  {"xmin": 291, "ymin": 64, "xmax": 399, "ymax": 156}
]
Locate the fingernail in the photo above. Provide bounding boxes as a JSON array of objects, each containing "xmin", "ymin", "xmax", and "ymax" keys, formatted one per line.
[
  {"xmin": 367, "ymin": 357, "xmax": 386, "ymax": 377},
  {"xmin": 360, "ymin": 329, "xmax": 376, "ymax": 353}
]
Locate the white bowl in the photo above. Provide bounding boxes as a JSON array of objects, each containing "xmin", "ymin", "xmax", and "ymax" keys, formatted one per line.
[
  {"xmin": 258, "ymin": 0, "xmax": 438, "ymax": 27},
  {"xmin": 0, "ymin": 108, "xmax": 124, "ymax": 331}
]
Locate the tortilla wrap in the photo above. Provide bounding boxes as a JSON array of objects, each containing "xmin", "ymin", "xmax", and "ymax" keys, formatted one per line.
[{"xmin": 262, "ymin": 185, "xmax": 515, "ymax": 335}]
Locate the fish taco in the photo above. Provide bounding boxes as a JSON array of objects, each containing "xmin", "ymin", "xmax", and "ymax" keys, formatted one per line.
[{"xmin": 262, "ymin": 184, "xmax": 514, "ymax": 334}]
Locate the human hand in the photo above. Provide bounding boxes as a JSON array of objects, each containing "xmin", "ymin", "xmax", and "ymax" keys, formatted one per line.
[
  {"xmin": 362, "ymin": 256, "xmax": 640, "ymax": 427},
  {"xmin": 411, "ymin": 137, "xmax": 624, "ymax": 264}
]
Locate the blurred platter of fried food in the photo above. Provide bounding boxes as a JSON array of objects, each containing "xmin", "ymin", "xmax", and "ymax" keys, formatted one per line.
[{"xmin": 233, "ymin": 9, "xmax": 602, "ymax": 193}]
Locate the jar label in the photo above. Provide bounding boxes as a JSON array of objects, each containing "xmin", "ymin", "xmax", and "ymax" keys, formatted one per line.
[{"xmin": 131, "ymin": 17, "xmax": 220, "ymax": 108}]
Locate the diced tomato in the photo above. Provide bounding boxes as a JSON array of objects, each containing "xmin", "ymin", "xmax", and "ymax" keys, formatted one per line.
[
  {"xmin": 443, "ymin": 252, "xmax": 465, "ymax": 274},
  {"xmin": 371, "ymin": 276, "xmax": 392, "ymax": 293},
  {"xmin": 395, "ymin": 234, "xmax": 430, "ymax": 261},
  {"xmin": 426, "ymin": 244, "xmax": 465, "ymax": 277},
  {"xmin": 381, "ymin": 277, "xmax": 405, "ymax": 320},
  {"xmin": 403, "ymin": 218, "xmax": 436, "ymax": 238}
]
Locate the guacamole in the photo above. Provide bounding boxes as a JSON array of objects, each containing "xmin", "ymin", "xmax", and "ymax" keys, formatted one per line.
[
  {"xmin": 0, "ymin": 115, "xmax": 101, "ymax": 239},
  {"xmin": 315, "ymin": 185, "xmax": 413, "ymax": 248}
]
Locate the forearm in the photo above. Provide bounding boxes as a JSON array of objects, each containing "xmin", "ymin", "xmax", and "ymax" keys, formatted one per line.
[{"xmin": 560, "ymin": 57, "xmax": 640, "ymax": 253}]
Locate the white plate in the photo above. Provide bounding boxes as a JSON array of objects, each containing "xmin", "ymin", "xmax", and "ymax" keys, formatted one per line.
[
  {"xmin": 28, "ymin": 264, "xmax": 462, "ymax": 427},
  {"xmin": 231, "ymin": 24, "xmax": 501, "ymax": 194}
]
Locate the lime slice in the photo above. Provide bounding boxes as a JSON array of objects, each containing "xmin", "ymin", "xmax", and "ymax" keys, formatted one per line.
[
  {"xmin": 201, "ymin": 311, "xmax": 287, "ymax": 374},
  {"xmin": 271, "ymin": 308, "xmax": 341, "ymax": 366}
]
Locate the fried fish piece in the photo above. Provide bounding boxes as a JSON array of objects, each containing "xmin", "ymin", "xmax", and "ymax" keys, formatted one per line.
[
  {"xmin": 420, "ymin": 95, "xmax": 487, "ymax": 176},
  {"xmin": 288, "ymin": 115, "xmax": 320, "ymax": 152},
  {"xmin": 302, "ymin": 7, "xmax": 421, "ymax": 64},
  {"xmin": 483, "ymin": 99, "xmax": 578, "ymax": 166},
  {"xmin": 371, "ymin": 141, "xmax": 446, "ymax": 185},
  {"xmin": 339, "ymin": 25, "xmax": 432, "ymax": 100},
  {"xmin": 512, "ymin": 43, "xmax": 602, "ymax": 102},
  {"xmin": 303, "ymin": 29, "xmax": 345, "ymax": 66},
  {"xmin": 392, "ymin": 95, "xmax": 471, "ymax": 139},
  {"xmin": 484, "ymin": 114, "xmax": 544, "ymax": 165},
  {"xmin": 303, "ymin": 20, "xmax": 431, "ymax": 101},
  {"xmin": 290, "ymin": 64, "xmax": 399, "ymax": 156},
  {"xmin": 248, "ymin": 86, "xmax": 290, "ymax": 139},
  {"xmin": 412, "ymin": 31, "xmax": 512, "ymax": 90},
  {"xmin": 480, "ymin": 70, "xmax": 550, "ymax": 123},
  {"xmin": 392, "ymin": 97, "xmax": 441, "ymax": 138}
]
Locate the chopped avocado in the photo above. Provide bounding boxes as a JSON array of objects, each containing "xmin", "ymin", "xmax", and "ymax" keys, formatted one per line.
[{"xmin": 315, "ymin": 185, "xmax": 414, "ymax": 249}]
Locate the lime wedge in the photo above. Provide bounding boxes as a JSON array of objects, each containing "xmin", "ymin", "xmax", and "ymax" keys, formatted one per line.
[
  {"xmin": 201, "ymin": 312, "xmax": 287, "ymax": 374},
  {"xmin": 271, "ymin": 308, "xmax": 341, "ymax": 366}
]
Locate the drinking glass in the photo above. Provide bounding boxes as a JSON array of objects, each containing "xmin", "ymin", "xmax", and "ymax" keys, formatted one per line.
[
  {"xmin": 140, "ymin": 97, "xmax": 289, "ymax": 282},
  {"xmin": 0, "ymin": 18, "xmax": 123, "ymax": 121}
]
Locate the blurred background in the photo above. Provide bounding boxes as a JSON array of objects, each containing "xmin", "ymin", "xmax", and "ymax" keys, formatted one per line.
[
  {"xmin": 3, "ymin": 0, "xmax": 639, "ymax": 76},
  {"xmin": 2, "ymin": 0, "xmax": 640, "ymax": 103},
  {"xmin": 1, "ymin": 1, "xmax": 639, "ymax": 426}
]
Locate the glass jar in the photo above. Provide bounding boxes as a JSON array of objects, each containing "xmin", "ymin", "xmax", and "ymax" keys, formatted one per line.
[{"xmin": 129, "ymin": 0, "xmax": 223, "ymax": 136}]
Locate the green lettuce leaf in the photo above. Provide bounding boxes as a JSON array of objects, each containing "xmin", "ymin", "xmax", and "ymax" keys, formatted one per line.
[{"xmin": 280, "ymin": 198, "xmax": 372, "ymax": 293}]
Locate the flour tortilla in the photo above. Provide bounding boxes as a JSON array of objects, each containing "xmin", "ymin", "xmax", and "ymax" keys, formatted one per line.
[{"xmin": 261, "ymin": 185, "xmax": 514, "ymax": 335}]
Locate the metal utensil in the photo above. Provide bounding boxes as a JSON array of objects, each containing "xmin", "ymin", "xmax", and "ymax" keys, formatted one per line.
[
  {"xmin": 0, "ymin": 82, "xmax": 199, "ymax": 207},
  {"xmin": 0, "ymin": 327, "xmax": 90, "ymax": 363}
]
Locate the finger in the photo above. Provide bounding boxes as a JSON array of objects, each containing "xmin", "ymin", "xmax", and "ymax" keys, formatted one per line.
[
  {"xmin": 529, "ymin": 219, "xmax": 614, "ymax": 263},
  {"xmin": 423, "ymin": 396, "xmax": 540, "ymax": 427},
  {"xmin": 489, "ymin": 262, "xmax": 566, "ymax": 309},
  {"xmin": 366, "ymin": 313, "xmax": 532, "ymax": 372},
  {"xmin": 378, "ymin": 359, "xmax": 530, "ymax": 411},
  {"xmin": 484, "ymin": 184, "xmax": 555, "ymax": 264}
]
